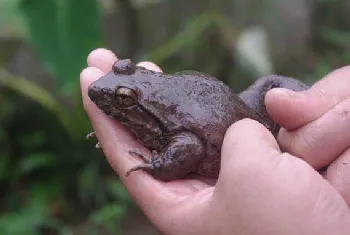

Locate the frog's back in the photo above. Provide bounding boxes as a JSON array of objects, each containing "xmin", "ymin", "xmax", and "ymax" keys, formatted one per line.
[{"xmin": 160, "ymin": 71, "xmax": 256, "ymax": 177}]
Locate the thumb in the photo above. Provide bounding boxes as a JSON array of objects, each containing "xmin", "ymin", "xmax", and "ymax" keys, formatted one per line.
[
  {"xmin": 265, "ymin": 66, "xmax": 350, "ymax": 130},
  {"xmin": 214, "ymin": 120, "xmax": 350, "ymax": 235},
  {"xmin": 218, "ymin": 118, "xmax": 282, "ymax": 183}
]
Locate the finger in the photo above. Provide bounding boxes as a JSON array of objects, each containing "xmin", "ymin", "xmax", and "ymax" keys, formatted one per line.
[
  {"xmin": 324, "ymin": 149, "xmax": 350, "ymax": 205},
  {"xmin": 265, "ymin": 65, "xmax": 350, "ymax": 130},
  {"xmin": 218, "ymin": 119, "xmax": 282, "ymax": 184},
  {"xmin": 80, "ymin": 66, "xmax": 176, "ymax": 212},
  {"xmin": 214, "ymin": 119, "xmax": 350, "ymax": 234},
  {"xmin": 214, "ymin": 119, "xmax": 322, "ymax": 226},
  {"xmin": 137, "ymin": 61, "xmax": 163, "ymax": 72},
  {"xmin": 87, "ymin": 48, "xmax": 117, "ymax": 73},
  {"xmin": 278, "ymin": 97, "xmax": 350, "ymax": 169}
]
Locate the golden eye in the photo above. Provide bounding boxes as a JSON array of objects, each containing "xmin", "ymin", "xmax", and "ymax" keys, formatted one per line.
[{"xmin": 115, "ymin": 87, "xmax": 138, "ymax": 107}]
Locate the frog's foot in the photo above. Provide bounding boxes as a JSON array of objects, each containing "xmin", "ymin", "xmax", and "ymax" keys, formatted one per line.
[
  {"xmin": 86, "ymin": 132, "xmax": 102, "ymax": 149},
  {"xmin": 129, "ymin": 149, "xmax": 152, "ymax": 163},
  {"xmin": 126, "ymin": 163, "xmax": 153, "ymax": 176},
  {"xmin": 86, "ymin": 131, "xmax": 96, "ymax": 139},
  {"xmin": 126, "ymin": 132, "xmax": 204, "ymax": 181},
  {"xmin": 126, "ymin": 150, "xmax": 155, "ymax": 176},
  {"xmin": 95, "ymin": 142, "xmax": 101, "ymax": 149}
]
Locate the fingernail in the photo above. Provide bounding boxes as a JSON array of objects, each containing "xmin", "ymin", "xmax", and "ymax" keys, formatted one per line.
[{"xmin": 271, "ymin": 88, "xmax": 304, "ymax": 99}]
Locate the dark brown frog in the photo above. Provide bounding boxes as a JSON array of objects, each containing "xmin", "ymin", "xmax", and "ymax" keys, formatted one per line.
[{"xmin": 87, "ymin": 59, "xmax": 309, "ymax": 181}]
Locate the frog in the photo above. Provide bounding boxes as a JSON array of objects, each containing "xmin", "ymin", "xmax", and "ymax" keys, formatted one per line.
[{"xmin": 86, "ymin": 59, "xmax": 309, "ymax": 181}]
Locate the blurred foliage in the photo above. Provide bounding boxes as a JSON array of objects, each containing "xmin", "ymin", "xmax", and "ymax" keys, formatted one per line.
[
  {"xmin": 0, "ymin": 0, "xmax": 350, "ymax": 234},
  {"xmin": 20, "ymin": 0, "xmax": 103, "ymax": 92},
  {"xmin": 0, "ymin": 0, "xmax": 131, "ymax": 234}
]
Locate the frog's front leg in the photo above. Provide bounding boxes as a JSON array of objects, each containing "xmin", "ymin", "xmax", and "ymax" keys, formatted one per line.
[
  {"xmin": 126, "ymin": 132, "xmax": 204, "ymax": 181},
  {"xmin": 86, "ymin": 131, "xmax": 101, "ymax": 149}
]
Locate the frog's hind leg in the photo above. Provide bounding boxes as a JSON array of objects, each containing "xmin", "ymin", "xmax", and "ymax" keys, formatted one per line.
[
  {"xmin": 126, "ymin": 132, "xmax": 204, "ymax": 181},
  {"xmin": 126, "ymin": 163, "xmax": 153, "ymax": 176},
  {"xmin": 129, "ymin": 149, "xmax": 152, "ymax": 163}
]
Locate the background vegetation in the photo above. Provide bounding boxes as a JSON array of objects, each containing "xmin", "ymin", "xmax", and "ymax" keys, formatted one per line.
[{"xmin": 1, "ymin": 0, "xmax": 350, "ymax": 234}]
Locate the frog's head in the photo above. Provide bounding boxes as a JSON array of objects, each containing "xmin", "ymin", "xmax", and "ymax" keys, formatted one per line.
[{"xmin": 87, "ymin": 59, "xmax": 166, "ymax": 138}]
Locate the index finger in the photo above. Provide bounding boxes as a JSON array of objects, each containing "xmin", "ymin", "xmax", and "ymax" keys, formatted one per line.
[
  {"xmin": 80, "ymin": 49, "xmax": 176, "ymax": 211},
  {"xmin": 266, "ymin": 65, "xmax": 350, "ymax": 129},
  {"xmin": 265, "ymin": 66, "xmax": 350, "ymax": 169}
]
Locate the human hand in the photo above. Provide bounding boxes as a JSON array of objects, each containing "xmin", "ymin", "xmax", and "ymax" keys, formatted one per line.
[
  {"xmin": 81, "ymin": 49, "xmax": 350, "ymax": 235},
  {"xmin": 266, "ymin": 67, "xmax": 350, "ymax": 205}
]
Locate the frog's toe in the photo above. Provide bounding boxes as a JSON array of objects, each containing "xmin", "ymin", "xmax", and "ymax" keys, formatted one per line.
[
  {"xmin": 95, "ymin": 142, "xmax": 101, "ymax": 148},
  {"xmin": 86, "ymin": 132, "xmax": 96, "ymax": 139},
  {"xmin": 126, "ymin": 163, "xmax": 154, "ymax": 177},
  {"xmin": 129, "ymin": 149, "xmax": 152, "ymax": 163}
]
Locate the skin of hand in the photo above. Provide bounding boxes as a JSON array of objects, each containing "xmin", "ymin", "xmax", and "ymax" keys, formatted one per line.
[
  {"xmin": 81, "ymin": 48, "xmax": 350, "ymax": 235},
  {"xmin": 266, "ymin": 67, "xmax": 350, "ymax": 205}
]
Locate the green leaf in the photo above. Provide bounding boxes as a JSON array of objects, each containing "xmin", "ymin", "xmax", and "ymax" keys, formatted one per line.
[
  {"xmin": 20, "ymin": 131, "xmax": 46, "ymax": 148},
  {"xmin": 0, "ymin": 198, "xmax": 51, "ymax": 235},
  {"xmin": 59, "ymin": 227, "xmax": 74, "ymax": 235},
  {"xmin": 19, "ymin": 0, "xmax": 103, "ymax": 92},
  {"xmin": 0, "ymin": 95, "xmax": 16, "ymax": 120},
  {"xmin": 77, "ymin": 162, "xmax": 113, "ymax": 207},
  {"xmin": 106, "ymin": 178, "xmax": 130, "ymax": 202},
  {"xmin": 90, "ymin": 203, "xmax": 126, "ymax": 225},
  {"xmin": 0, "ymin": 68, "xmax": 72, "ymax": 134},
  {"xmin": 0, "ymin": 0, "xmax": 26, "ymax": 36},
  {"xmin": 0, "ymin": 155, "xmax": 10, "ymax": 180},
  {"xmin": 145, "ymin": 11, "xmax": 235, "ymax": 64},
  {"xmin": 18, "ymin": 153, "xmax": 55, "ymax": 174},
  {"xmin": 0, "ymin": 128, "xmax": 5, "ymax": 141},
  {"xmin": 28, "ymin": 181, "xmax": 62, "ymax": 204},
  {"xmin": 146, "ymin": 12, "xmax": 215, "ymax": 63},
  {"xmin": 89, "ymin": 203, "xmax": 126, "ymax": 233},
  {"xmin": 321, "ymin": 28, "xmax": 350, "ymax": 47},
  {"xmin": 78, "ymin": 163, "xmax": 99, "ymax": 194}
]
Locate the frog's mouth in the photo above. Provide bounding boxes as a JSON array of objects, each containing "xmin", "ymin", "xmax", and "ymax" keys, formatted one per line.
[{"xmin": 118, "ymin": 105, "xmax": 163, "ymax": 133}]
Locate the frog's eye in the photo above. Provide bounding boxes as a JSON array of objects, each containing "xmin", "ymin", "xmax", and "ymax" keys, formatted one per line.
[{"xmin": 115, "ymin": 87, "xmax": 138, "ymax": 107}]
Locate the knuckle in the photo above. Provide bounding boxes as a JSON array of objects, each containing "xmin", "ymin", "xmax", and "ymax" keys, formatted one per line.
[{"xmin": 292, "ymin": 126, "xmax": 320, "ymax": 158}]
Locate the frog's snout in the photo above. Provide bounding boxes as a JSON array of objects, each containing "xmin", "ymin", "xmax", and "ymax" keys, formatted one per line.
[
  {"xmin": 88, "ymin": 84, "xmax": 114, "ymax": 104},
  {"xmin": 87, "ymin": 85, "xmax": 100, "ymax": 102}
]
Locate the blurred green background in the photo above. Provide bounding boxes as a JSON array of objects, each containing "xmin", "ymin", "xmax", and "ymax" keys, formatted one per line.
[{"xmin": 1, "ymin": 0, "xmax": 350, "ymax": 234}]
